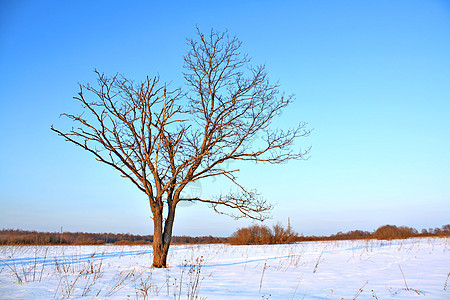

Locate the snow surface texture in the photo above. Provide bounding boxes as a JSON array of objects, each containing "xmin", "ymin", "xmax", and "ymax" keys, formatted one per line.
[{"xmin": 0, "ymin": 238, "xmax": 449, "ymax": 299}]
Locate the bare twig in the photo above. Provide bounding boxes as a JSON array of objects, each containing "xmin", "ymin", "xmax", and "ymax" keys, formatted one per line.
[
  {"xmin": 352, "ymin": 280, "xmax": 368, "ymax": 299},
  {"xmin": 444, "ymin": 272, "xmax": 450, "ymax": 291},
  {"xmin": 259, "ymin": 261, "xmax": 268, "ymax": 292},
  {"xmin": 313, "ymin": 250, "xmax": 324, "ymax": 273}
]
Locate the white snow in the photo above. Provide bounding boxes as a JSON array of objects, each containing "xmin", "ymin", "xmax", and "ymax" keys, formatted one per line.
[{"xmin": 0, "ymin": 238, "xmax": 449, "ymax": 299}]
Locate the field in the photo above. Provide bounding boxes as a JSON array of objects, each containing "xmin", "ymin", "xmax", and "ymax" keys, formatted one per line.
[{"xmin": 0, "ymin": 238, "xmax": 449, "ymax": 299}]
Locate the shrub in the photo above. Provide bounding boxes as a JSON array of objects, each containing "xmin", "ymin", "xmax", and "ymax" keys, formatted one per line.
[
  {"xmin": 374, "ymin": 225, "xmax": 417, "ymax": 240},
  {"xmin": 272, "ymin": 222, "xmax": 298, "ymax": 244},
  {"xmin": 229, "ymin": 222, "xmax": 297, "ymax": 245},
  {"xmin": 229, "ymin": 224, "xmax": 271, "ymax": 245}
]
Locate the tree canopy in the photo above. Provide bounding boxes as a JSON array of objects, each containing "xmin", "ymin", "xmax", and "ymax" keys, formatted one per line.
[{"xmin": 52, "ymin": 28, "xmax": 311, "ymax": 267}]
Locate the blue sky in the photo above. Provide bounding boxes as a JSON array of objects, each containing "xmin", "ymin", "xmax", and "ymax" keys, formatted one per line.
[{"xmin": 1, "ymin": 0, "xmax": 449, "ymax": 236}]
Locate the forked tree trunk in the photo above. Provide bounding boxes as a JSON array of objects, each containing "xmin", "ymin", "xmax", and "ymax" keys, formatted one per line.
[
  {"xmin": 152, "ymin": 208, "xmax": 176, "ymax": 268},
  {"xmin": 152, "ymin": 241, "xmax": 169, "ymax": 268}
]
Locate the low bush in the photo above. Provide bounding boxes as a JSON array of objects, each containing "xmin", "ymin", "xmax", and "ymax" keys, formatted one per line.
[
  {"xmin": 374, "ymin": 225, "xmax": 418, "ymax": 240},
  {"xmin": 229, "ymin": 222, "xmax": 298, "ymax": 245}
]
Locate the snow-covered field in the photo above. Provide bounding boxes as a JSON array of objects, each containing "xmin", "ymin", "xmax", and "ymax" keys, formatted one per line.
[{"xmin": 0, "ymin": 238, "xmax": 449, "ymax": 299}]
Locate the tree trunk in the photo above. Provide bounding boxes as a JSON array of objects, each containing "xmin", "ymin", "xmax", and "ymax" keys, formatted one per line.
[
  {"xmin": 152, "ymin": 241, "xmax": 169, "ymax": 268},
  {"xmin": 152, "ymin": 207, "xmax": 176, "ymax": 268}
]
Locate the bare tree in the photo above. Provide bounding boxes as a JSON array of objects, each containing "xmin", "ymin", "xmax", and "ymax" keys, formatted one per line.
[{"xmin": 51, "ymin": 28, "xmax": 311, "ymax": 268}]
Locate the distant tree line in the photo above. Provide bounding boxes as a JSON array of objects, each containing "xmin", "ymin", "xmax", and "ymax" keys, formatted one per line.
[
  {"xmin": 230, "ymin": 223, "xmax": 450, "ymax": 245},
  {"xmin": 296, "ymin": 224, "xmax": 450, "ymax": 242},
  {"xmin": 0, "ymin": 230, "xmax": 227, "ymax": 246},
  {"xmin": 1, "ymin": 224, "xmax": 448, "ymax": 246}
]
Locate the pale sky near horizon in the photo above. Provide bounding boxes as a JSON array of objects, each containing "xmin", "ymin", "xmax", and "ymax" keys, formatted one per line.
[{"xmin": 1, "ymin": 0, "xmax": 449, "ymax": 237}]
